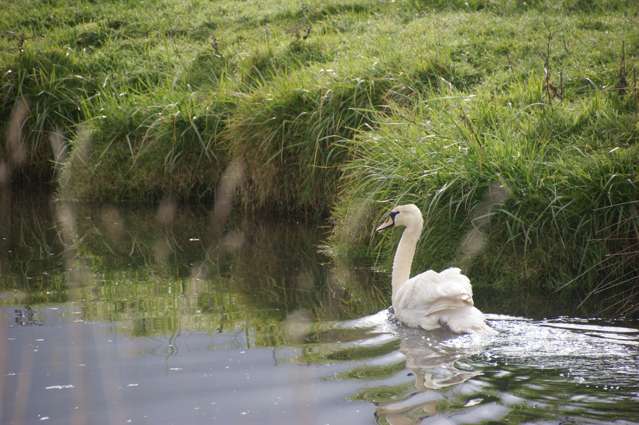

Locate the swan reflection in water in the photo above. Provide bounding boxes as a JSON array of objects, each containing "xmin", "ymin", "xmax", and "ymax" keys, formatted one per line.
[
  {"xmin": 398, "ymin": 326, "xmax": 484, "ymax": 391},
  {"xmin": 377, "ymin": 310, "xmax": 492, "ymax": 420},
  {"xmin": 286, "ymin": 308, "xmax": 492, "ymax": 420},
  {"xmin": 287, "ymin": 307, "xmax": 639, "ymax": 424}
]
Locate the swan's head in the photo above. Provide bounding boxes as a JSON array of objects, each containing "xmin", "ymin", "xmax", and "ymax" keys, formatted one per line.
[{"xmin": 376, "ymin": 204, "xmax": 424, "ymax": 232}]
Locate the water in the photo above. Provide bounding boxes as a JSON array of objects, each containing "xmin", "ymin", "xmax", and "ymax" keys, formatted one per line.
[{"xmin": 1, "ymin": 198, "xmax": 638, "ymax": 425}]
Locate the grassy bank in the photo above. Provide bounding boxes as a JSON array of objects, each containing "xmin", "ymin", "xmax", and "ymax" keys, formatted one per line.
[
  {"xmin": 331, "ymin": 92, "xmax": 638, "ymax": 315},
  {"xmin": 1, "ymin": 0, "xmax": 638, "ymax": 314}
]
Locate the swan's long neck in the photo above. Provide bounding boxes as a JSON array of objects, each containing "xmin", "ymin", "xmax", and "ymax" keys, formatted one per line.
[{"xmin": 391, "ymin": 222, "xmax": 423, "ymax": 292}]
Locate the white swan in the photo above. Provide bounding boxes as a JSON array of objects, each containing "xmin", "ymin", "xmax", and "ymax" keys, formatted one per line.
[{"xmin": 376, "ymin": 204, "xmax": 495, "ymax": 334}]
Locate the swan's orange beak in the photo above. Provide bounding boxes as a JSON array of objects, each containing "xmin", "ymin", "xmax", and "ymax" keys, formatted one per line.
[{"xmin": 376, "ymin": 217, "xmax": 394, "ymax": 232}]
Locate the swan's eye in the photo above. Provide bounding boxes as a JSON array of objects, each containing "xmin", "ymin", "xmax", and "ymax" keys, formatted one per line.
[{"xmin": 390, "ymin": 211, "xmax": 399, "ymax": 221}]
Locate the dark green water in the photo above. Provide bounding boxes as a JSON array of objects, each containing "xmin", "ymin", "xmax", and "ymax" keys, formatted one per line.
[{"xmin": 1, "ymin": 196, "xmax": 638, "ymax": 425}]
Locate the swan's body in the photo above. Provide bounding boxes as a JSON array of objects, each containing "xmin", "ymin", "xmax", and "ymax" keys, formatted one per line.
[
  {"xmin": 392, "ymin": 267, "xmax": 487, "ymax": 333},
  {"xmin": 377, "ymin": 204, "xmax": 495, "ymax": 335}
]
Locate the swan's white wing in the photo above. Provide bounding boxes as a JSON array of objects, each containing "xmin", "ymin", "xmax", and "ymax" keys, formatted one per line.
[
  {"xmin": 392, "ymin": 267, "xmax": 474, "ymax": 317},
  {"xmin": 391, "ymin": 266, "xmax": 494, "ymax": 334}
]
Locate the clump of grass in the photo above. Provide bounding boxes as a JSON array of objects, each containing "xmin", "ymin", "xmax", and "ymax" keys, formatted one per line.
[
  {"xmin": 226, "ymin": 61, "xmax": 398, "ymax": 214},
  {"xmin": 1, "ymin": 47, "xmax": 95, "ymax": 183},
  {"xmin": 59, "ymin": 88, "xmax": 234, "ymax": 202},
  {"xmin": 180, "ymin": 48, "xmax": 229, "ymax": 89},
  {"xmin": 239, "ymin": 39, "xmax": 333, "ymax": 87}
]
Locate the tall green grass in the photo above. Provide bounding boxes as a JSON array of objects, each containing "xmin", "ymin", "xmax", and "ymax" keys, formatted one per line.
[
  {"xmin": 227, "ymin": 62, "xmax": 394, "ymax": 212},
  {"xmin": 4, "ymin": 0, "xmax": 635, "ymax": 202},
  {"xmin": 1, "ymin": 48, "xmax": 95, "ymax": 183},
  {"xmin": 330, "ymin": 85, "xmax": 638, "ymax": 315},
  {"xmin": 59, "ymin": 86, "xmax": 234, "ymax": 202}
]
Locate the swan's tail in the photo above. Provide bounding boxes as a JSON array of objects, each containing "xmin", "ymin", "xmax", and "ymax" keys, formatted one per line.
[{"xmin": 434, "ymin": 306, "xmax": 497, "ymax": 335}]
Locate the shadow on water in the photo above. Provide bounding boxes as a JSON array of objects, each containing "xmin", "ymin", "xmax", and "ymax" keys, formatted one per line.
[{"xmin": 1, "ymin": 195, "xmax": 638, "ymax": 425}]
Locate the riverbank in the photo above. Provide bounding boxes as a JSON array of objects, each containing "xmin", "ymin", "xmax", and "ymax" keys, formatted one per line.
[{"xmin": 2, "ymin": 0, "xmax": 638, "ymax": 315}]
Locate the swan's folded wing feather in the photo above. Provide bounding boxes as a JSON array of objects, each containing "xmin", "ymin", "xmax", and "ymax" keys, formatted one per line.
[{"xmin": 393, "ymin": 267, "xmax": 474, "ymax": 315}]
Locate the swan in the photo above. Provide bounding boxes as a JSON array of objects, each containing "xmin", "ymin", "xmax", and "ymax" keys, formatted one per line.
[{"xmin": 376, "ymin": 204, "xmax": 495, "ymax": 335}]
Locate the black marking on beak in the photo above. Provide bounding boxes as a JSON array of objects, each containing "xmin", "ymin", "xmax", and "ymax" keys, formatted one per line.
[{"xmin": 376, "ymin": 211, "xmax": 399, "ymax": 232}]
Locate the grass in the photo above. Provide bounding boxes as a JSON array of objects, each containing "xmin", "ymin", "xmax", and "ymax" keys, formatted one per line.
[
  {"xmin": 330, "ymin": 79, "xmax": 638, "ymax": 316},
  {"xmin": 59, "ymin": 86, "xmax": 233, "ymax": 202},
  {"xmin": 1, "ymin": 0, "xmax": 638, "ymax": 315}
]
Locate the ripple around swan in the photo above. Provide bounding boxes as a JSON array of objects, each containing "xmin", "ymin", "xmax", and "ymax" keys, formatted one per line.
[{"xmin": 305, "ymin": 309, "xmax": 639, "ymax": 425}]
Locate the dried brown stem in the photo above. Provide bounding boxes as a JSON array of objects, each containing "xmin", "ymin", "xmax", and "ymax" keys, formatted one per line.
[{"xmin": 617, "ymin": 41, "xmax": 627, "ymax": 95}]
